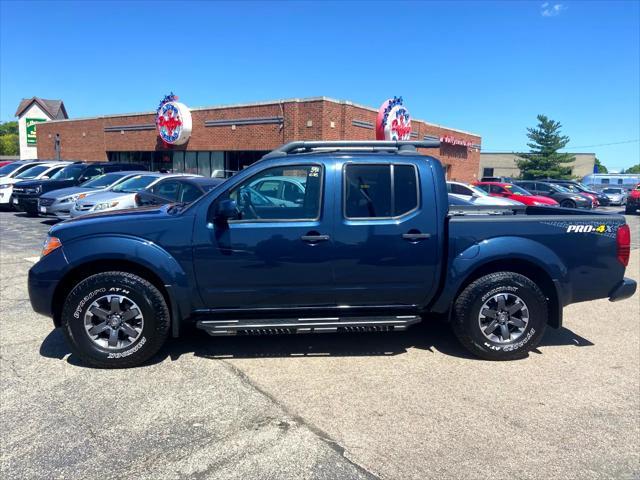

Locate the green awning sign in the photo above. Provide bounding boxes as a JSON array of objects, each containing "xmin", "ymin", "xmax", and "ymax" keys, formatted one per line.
[{"xmin": 26, "ymin": 118, "xmax": 46, "ymax": 145}]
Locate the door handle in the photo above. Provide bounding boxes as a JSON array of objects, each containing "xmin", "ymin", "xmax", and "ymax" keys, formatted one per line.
[
  {"xmin": 301, "ymin": 234, "xmax": 330, "ymax": 243},
  {"xmin": 402, "ymin": 232, "xmax": 431, "ymax": 241}
]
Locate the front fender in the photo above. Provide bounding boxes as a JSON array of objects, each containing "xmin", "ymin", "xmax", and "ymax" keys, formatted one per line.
[
  {"xmin": 61, "ymin": 234, "xmax": 192, "ymax": 329},
  {"xmin": 431, "ymin": 236, "xmax": 570, "ymax": 314}
]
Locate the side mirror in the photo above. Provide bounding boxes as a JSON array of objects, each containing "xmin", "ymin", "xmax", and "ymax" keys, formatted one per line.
[
  {"xmin": 215, "ymin": 199, "xmax": 239, "ymax": 221},
  {"xmin": 41, "ymin": 175, "xmax": 50, "ymax": 180}
]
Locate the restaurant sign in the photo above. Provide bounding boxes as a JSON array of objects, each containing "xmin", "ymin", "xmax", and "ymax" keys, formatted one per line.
[{"xmin": 26, "ymin": 118, "xmax": 47, "ymax": 145}]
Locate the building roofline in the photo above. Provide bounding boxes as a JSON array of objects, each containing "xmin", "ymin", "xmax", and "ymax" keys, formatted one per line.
[
  {"xmin": 481, "ymin": 151, "xmax": 596, "ymax": 155},
  {"xmin": 42, "ymin": 96, "xmax": 481, "ymax": 138}
]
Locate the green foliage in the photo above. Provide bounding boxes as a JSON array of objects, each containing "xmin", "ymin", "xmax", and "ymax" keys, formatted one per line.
[
  {"xmin": 0, "ymin": 121, "xmax": 19, "ymax": 155},
  {"xmin": 623, "ymin": 164, "xmax": 640, "ymax": 174},
  {"xmin": 594, "ymin": 157, "xmax": 608, "ymax": 174},
  {"xmin": 0, "ymin": 121, "xmax": 18, "ymax": 136},
  {"xmin": 0, "ymin": 134, "xmax": 19, "ymax": 155},
  {"xmin": 516, "ymin": 114, "xmax": 575, "ymax": 179}
]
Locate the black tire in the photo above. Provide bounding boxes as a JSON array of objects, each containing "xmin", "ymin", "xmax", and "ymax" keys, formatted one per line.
[
  {"xmin": 560, "ymin": 200, "xmax": 576, "ymax": 208},
  {"xmin": 61, "ymin": 271, "xmax": 170, "ymax": 368},
  {"xmin": 452, "ymin": 272, "xmax": 547, "ymax": 360}
]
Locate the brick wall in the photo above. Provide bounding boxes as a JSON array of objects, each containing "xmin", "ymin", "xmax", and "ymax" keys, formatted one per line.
[{"xmin": 37, "ymin": 98, "xmax": 481, "ymax": 182}]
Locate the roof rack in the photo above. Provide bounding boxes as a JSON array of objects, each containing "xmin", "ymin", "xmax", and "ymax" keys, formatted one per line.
[{"xmin": 261, "ymin": 140, "xmax": 440, "ymax": 160}]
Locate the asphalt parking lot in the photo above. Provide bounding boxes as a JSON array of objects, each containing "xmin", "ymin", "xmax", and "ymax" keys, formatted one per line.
[{"xmin": 1, "ymin": 208, "xmax": 639, "ymax": 480}]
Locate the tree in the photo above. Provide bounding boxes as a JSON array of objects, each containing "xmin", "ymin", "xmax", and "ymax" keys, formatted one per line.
[
  {"xmin": 623, "ymin": 164, "xmax": 640, "ymax": 174},
  {"xmin": 0, "ymin": 121, "xmax": 18, "ymax": 136},
  {"xmin": 0, "ymin": 134, "xmax": 18, "ymax": 155},
  {"xmin": 594, "ymin": 157, "xmax": 608, "ymax": 173},
  {"xmin": 0, "ymin": 121, "xmax": 19, "ymax": 155},
  {"xmin": 516, "ymin": 114, "xmax": 575, "ymax": 179}
]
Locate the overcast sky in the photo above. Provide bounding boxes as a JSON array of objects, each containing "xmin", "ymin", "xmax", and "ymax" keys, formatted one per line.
[{"xmin": 1, "ymin": 1, "xmax": 638, "ymax": 170}]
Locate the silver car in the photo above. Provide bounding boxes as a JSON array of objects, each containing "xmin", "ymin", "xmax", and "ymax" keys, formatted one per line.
[
  {"xmin": 601, "ymin": 187, "xmax": 627, "ymax": 206},
  {"xmin": 70, "ymin": 173, "xmax": 198, "ymax": 217},
  {"xmin": 38, "ymin": 171, "xmax": 149, "ymax": 219}
]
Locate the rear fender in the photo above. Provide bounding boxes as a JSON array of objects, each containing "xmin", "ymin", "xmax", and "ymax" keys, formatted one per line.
[{"xmin": 432, "ymin": 236, "xmax": 570, "ymax": 323}]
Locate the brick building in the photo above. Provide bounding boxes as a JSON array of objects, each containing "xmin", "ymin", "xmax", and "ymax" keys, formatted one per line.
[{"xmin": 35, "ymin": 97, "xmax": 482, "ymax": 182}]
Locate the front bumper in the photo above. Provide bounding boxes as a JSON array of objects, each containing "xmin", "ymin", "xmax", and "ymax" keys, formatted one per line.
[
  {"xmin": 28, "ymin": 247, "xmax": 69, "ymax": 320},
  {"xmin": 0, "ymin": 187, "xmax": 13, "ymax": 204},
  {"xmin": 13, "ymin": 195, "xmax": 40, "ymax": 214},
  {"xmin": 38, "ymin": 200, "xmax": 73, "ymax": 219},
  {"xmin": 609, "ymin": 278, "xmax": 637, "ymax": 302}
]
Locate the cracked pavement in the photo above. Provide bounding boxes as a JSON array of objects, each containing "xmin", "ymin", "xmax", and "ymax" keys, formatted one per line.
[{"xmin": 1, "ymin": 209, "xmax": 639, "ymax": 479}]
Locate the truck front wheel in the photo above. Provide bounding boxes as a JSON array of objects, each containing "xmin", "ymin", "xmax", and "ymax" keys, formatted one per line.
[
  {"xmin": 452, "ymin": 272, "xmax": 547, "ymax": 360},
  {"xmin": 61, "ymin": 271, "xmax": 170, "ymax": 368}
]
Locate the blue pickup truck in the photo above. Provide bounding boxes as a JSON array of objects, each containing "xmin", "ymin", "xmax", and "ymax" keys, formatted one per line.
[{"xmin": 28, "ymin": 141, "xmax": 636, "ymax": 368}]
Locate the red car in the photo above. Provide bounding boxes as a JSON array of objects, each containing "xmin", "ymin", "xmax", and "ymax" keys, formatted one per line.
[
  {"xmin": 474, "ymin": 182, "xmax": 559, "ymax": 206},
  {"xmin": 625, "ymin": 183, "xmax": 640, "ymax": 214},
  {"xmin": 0, "ymin": 160, "xmax": 15, "ymax": 168}
]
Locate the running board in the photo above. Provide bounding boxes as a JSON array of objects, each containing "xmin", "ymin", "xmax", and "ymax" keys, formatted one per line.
[{"xmin": 196, "ymin": 315, "xmax": 421, "ymax": 336}]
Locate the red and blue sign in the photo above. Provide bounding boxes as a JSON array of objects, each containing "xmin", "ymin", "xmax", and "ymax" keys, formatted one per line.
[
  {"xmin": 376, "ymin": 96, "xmax": 412, "ymax": 141},
  {"xmin": 156, "ymin": 93, "xmax": 192, "ymax": 145}
]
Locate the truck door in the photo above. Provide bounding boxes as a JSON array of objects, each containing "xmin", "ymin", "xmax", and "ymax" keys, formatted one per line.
[
  {"xmin": 331, "ymin": 159, "xmax": 439, "ymax": 306},
  {"xmin": 192, "ymin": 161, "xmax": 336, "ymax": 309}
]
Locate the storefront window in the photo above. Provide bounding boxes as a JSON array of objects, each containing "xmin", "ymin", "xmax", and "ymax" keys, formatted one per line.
[
  {"xmin": 173, "ymin": 152, "xmax": 184, "ymax": 172},
  {"xmin": 211, "ymin": 152, "xmax": 224, "ymax": 177},
  {"xmin": 185, "ymin": 152, "xmax": 198, "ymax": 174},
  {"xmin": 197, "ymin": 152, "xmax": 211, "ymax": 177}
]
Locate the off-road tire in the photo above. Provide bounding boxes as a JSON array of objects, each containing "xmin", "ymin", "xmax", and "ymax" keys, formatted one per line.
[
  {"xmin": 61, "ymin": 271, "xmax": 170, "ymax": 368},
  {"xmin": 452, "ymin": 272, "xmax": 547, "ymax": 360}
]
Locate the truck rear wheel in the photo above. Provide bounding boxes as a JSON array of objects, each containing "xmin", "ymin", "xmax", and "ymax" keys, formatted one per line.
[
  {"xmin": 61, "ymin": 271, "xmax": 170, "ymax": 368},
  {"xmin": 452, "ymin": 272, "xmax": 547, "ymax": 360}
]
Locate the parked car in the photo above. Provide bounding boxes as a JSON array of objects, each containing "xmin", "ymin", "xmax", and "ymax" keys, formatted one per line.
[
  {"xmin": 473, "ymin": 182, "xmax": 559, "ymax": 206},
  {"xmin": 480, "ymin": 176, "xmax": 515, "ymax": 183},
  {"xmin": 27, "ymin": 140, "xmax": 635, "ymax": 368},
  {"xmin": 212, "ymin": 169, "xmax": 238, "ymax": 179},
  {"xmin": 12, "ymin": 162, "xmax": 147, "ymax": 215},
  {"xmin": 70, "ymin": 173, "xmax": 198, "ymax": 217},
  {"xmin": 601, "ymin": 187, "xmax": 627, "ymax": 206},
  {"xmin": 626, "ymin": 183, "xmax": 640, "ymax": 214},
  {"xmin": 250, "ymin": 175, "xmax": 308, "ymax": 207},
  {"xmin": 447, "ymin": 181, "xmax": 523, "ymax": 206},
  {"xmin": 135, "ymin": 177, "xmax": 223, "ymax": 207},
  {"xmin": 0, "ymin": 161, "xmax": 70, "ymax": 208},
  {"xmin": 546, "ymin": 179, "xmax": 609, "ymax": 207},
  {"xmin": 514, "ymin": 181, "xmax": 592, "ymax": 209},
  {"xmin": 0, "ymin": 160, "xmax": 15, "ymax": 168},
  {"xmin": 38, "ymin": 171, "xmax": 150, "ymax": 219}
]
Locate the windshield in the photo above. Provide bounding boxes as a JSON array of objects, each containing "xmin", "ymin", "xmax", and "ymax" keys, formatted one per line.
[
  {"xmin": 81, "ymin": 173, "xmax": 127, "ymax": 189},
  {"xmin": 504, "ymin": 184, "xmax": 531, "ymax": 195},
  {"xmin": 467, "ymin": 185, "xmax": 489, "ymax": 196},
  {"xmin": 602, "ymin": 188, "xmax": 622, "ymax": 194},
  {"xmin": 51, "ymin": 165, "xmax": 84, "ymax": 180},
  {"xmin": 111, "ymin": 175, "xmax": 157, "ymax": 193},
  {"xmin": 15, "ymin": 165, "xmax": 49, "ymax": 179},
  {"xmin": 0, "ymin": 163, "xmax": 22, "ymax": 176},
  {"xmin": 552, "ymin": 184, "xmax": 572, "ymax": 193}
]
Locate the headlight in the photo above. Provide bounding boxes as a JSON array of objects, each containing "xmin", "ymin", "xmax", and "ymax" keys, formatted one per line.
[
  {"xmin": 93, "ymin": 201, "xmax": 119, "ymax": 211},
  {"xmin": 26, "ymin": 185, "xmax": 42, "ymax": 195},
  {"xmin": 0, "ymin": 184, "xmax": 11, "ymax": 189},
  {"xmin": 61, "ymin": 193, "xmax": 87, "ymax": 203},
  {"xmin": 41, "ymin": 236, "xmax": 62, "ymax": 257}
]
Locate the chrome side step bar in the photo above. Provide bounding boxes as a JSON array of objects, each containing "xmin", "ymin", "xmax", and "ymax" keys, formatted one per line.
[{"xmin": 196, "ymin": 315, "xmax": 421, "ymax": 336}]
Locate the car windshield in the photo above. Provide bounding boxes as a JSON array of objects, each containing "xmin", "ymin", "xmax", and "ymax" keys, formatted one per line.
[
  {"xmin": 111, "ymin": 175, "xmax": 157, "ymax": 193},
  {"xmin": 552, "ymin": 184, "xmax": 572, "ymax": 193},
  {"xmin": 504, "ymin": 184, "xmax": 531, "ymax": 195},
  {"xmin": 0, "ymin": 163, "xmax": 23, "ymax": 176},
  {"xmin": 15, "ymin": 165, "xmax": 49, "ymax": 179},
  {"xmin": 467, "ymin": 185, "xmax": 489, "ymax": 196},
  {"xmin": 602, "ymin": 188, "xmax": 622, "ymax": 194},
  {"xmin": 51, "ymin": 165, "xmax": 84, "ymax": 180},
  {"xmin": 81, "ymin": 173, "xmax": 127, "ymax": 189}
]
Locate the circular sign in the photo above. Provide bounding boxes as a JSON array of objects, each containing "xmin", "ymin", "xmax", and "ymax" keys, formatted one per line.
[
  {"xmin": 156, "ymin": 101, "xmax": 192, "ymax": 145},
  {"xmin": 376, "ymin": 97, "xmax": 412, "ymax": 141}
]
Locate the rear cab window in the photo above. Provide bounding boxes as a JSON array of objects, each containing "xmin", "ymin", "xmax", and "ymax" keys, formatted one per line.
[{"xmin": 343, "ymin": 163, "xmax": 419, "ymax": 219}]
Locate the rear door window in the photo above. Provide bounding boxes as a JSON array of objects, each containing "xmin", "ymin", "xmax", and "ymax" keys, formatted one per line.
[{"xmin": 344, "ymin": 164, "xmax": 418, "ymax": 219}]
